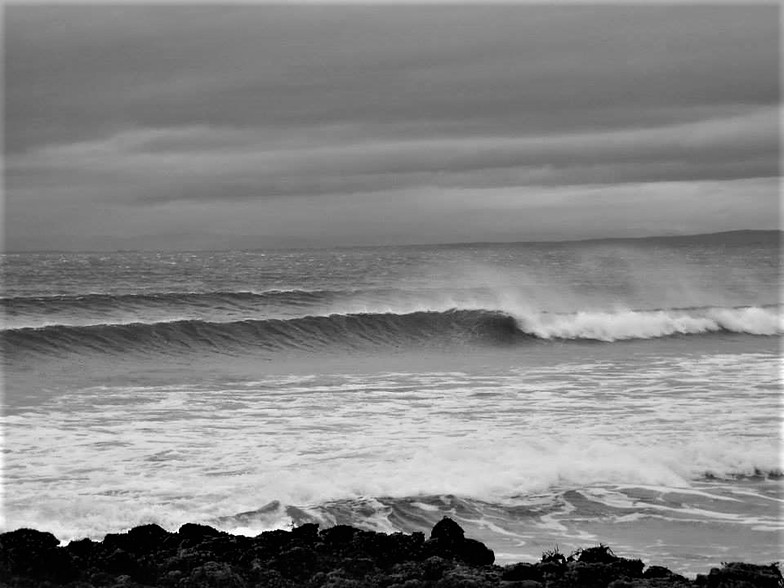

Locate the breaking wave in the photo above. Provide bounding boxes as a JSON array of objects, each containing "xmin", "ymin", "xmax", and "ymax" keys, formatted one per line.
[{"xmin": 2, "ymin": 305, "xmax": 779, "ymax": 357}]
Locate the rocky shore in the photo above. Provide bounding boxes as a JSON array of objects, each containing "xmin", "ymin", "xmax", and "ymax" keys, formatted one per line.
[{"xmin": 1, "ymin": 518, "xmax": 780, "ymax": 587}]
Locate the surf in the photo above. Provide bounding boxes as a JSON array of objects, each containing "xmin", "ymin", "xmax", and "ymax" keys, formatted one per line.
[{"xmin": 2, "ymin": 305, "xmax": 779, "ymax": 358}]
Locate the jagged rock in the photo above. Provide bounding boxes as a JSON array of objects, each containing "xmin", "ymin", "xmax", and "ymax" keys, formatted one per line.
[
  {"xmin": 321, "ymin": 525, "xmax": 357, "ymax": 545},
  {"xmin": 458, "ymin": 538, "xmax": 495, "ymax": 567},
  {"xmin": 502, "ymin": 562, "xmax": 544, "ymax": 582},
  {"xmin": 0, "ymin": 528, "xmax": 78, "ymax": 583},
  {"xmin": 435, "ymin": 564, "xmax": 500, "ymax": 587},
  {"xmin": 177, "ymin": 523, "xmax": 224, "ymax": 542},
  {"xmin": 103, "ymin": 548, "xmax": 144, "ymax": 579},
  {"xmin": 291, "ymin": 522, "xmax": 320, "ymax": 543},
  {"xmin": 573, "ymin": 544, "xmax": 620, "ymax": 565},
  {"xmin": 645, "ymin": 566, "xmax": 679, "ymax": 579},
  {"xmin": 315, "ymin": 568, "xmax": 363, "ymax": 587},
  {"xmin": 608, "ymin": 579, "xmax": 692, "ymax": 588},
  {"xmin": 422, "ymin": 556, "xmax": 451, "ymax": 581},
  {"xmin": 65, "ymin": 537, "xmax": 98, "ymax": 563},
  {"xmin": 697, "ymin": 562, "xmax": 783, "ymax": 588},
  {"xmin": 341, "ymin": 556, "xmax": 377, "ymax": 577},
  {"xmin": 271, "ymin": 546, "xmax": 319, "ymax": 579},
  {"xmin": 0, "ymin": 519, "xmax": 774, "ymax": 588},
  {"xmin": 424, "ymin": 518, "xmax": 494, "ymax": 567},
  {"xmin": 103, "ymin": 524, "xmax": 170, "ymax": 555},
  {"xmin": 386, "ymin": 580, "xmax": 427, "ymax": 588},
  {"xmin": 180, "ymin": 561, "xmax": 246, "ymax": 588},
  {"xmin": 246, "ymin": 566, "xmax": 289, "ymax": 587},
  {"xmin": 431, "ymin": 518, "xmax": 466, "ymax": 544}
]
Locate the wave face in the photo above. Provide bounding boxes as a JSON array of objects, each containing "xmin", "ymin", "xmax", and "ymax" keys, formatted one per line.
[
  {"xmin": 2, "ymin": 309, "xmax": 520, "ymax": 356},
  {"xmin": 3, "ymin": 305, "xmax": 779, "ymax": 357}
]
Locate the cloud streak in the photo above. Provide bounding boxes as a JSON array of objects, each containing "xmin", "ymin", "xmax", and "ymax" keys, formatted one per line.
[{"xmin": 9, "ymin": 107, "xmax": 777, "ymax": 203}]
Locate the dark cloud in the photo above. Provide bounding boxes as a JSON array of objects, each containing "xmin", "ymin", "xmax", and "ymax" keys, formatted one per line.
[
  {"xmin": 7, "ymin": 5, "xmax": 778, "ymax": 152},
  {"xmin": 9, "ymin": 107, "xmax": 776, "ymax": 202},
  {"xmin": 4, "ymin": 4, "xmax": 780, "ymax": 250}
]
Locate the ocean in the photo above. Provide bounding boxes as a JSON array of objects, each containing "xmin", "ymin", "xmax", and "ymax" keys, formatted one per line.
[{"xmin": 1, "ymin": 231, "xmax": 781, "ymax": 576}]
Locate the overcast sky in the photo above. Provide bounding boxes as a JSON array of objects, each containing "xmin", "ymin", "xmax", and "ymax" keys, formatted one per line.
[{"xmin": 5, "ymin": 4, "xmax": 780, "ymax": 251}]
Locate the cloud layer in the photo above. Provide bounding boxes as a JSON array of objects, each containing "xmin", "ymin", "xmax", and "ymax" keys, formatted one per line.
[{"xmin": 5, "ymin": 5, "xmax": 780, "ymax": 250}]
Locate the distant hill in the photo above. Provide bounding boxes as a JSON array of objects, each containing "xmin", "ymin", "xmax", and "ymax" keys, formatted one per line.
[
  {"xmin": 553, "ymin": 229, "xmax": 781, "ymax": 247},
  {"xmin": 411, "ymin": 229, "xmax": 782, "ymax": 250}
]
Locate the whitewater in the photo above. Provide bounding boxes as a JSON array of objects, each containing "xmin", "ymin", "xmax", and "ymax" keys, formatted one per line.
[{"xmin": 1, "ymin": 231, "xmax": 781, "ymax": 576}]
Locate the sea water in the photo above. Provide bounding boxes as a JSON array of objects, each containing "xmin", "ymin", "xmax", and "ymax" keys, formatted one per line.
[{"xmin": 1, "ymin": 231, "xmax": 781, "ymax": 575}]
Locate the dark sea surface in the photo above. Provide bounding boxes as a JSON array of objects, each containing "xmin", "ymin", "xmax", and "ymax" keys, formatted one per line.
[{"xmin": 2, "ymin": 231, "xmax": 781, "ymax": 575}]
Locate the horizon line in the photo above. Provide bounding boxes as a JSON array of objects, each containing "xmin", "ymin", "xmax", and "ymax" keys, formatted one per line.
[{"xmin": 3, "ymin": 228, "xmax": 780, "ymax": 255}]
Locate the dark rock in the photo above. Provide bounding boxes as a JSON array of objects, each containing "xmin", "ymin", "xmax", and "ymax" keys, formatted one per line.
[
  {"xmin": 161, "ymin": 548, "xmax": 215, "ymax": 575},
  {"xmin": 607, "ymin": 580, "xmax": 638, "ymax": 588},
  {"xmin": 2, "ymin": 518, "xmax": 780, "ymax": 588},
  {"xmin": 611, "ymin": 558, "xmax": 646, "ymax": 578},
  {"xmin": 272, "ymin": 546, "xmax": 319, "ymax": 579},
  {"xmin": 194, "ymin": 535, "xmax": 253, "ymax": 561},
  {"xmin": 435, "ymin": 565, "xmax": 500, "ymax": 587},
  {"xmin": 316, "ymin": 569, "xmax": 363, "ymax": 587},
  {"xmin": 90, "ymin": 570, "xmax": 117, "ymax": 585},
  {"xmin": 386, "ymin": 580, "xmax": 426, "ymax": 588},
  {"xmin": 574, "ymin": 544, "xmax": 620, "ymax": 564},
  {"xmin": 385, "ymin": 561, "xmax": 429, "ymax": 585},
  {"xmin": 431, "ymin": 517, "xmax": 465, "ymax": 545},
  {"xmin": 0, "ymin": 527, "xmax": 78, "ymax": 583},
  {"xmin": 102, "ymin": 524, "xmax": 170, "ymax": 556},
  {"xmin": 640, "ymin": 565, "xmax": 691, "ymax": 585},
  {"xmin": 247, "ymin": 566, "xmax": 289, "ymax": 587},
  {"xmin": 422, "ymin": 556, "xmax": 450, "ymax": 581},
  {"xmin": 702, "ymin": 562, "xmax": 783, "ymax": 588},
  {"xmin": 564, "ymin": 560, "xmax": 623, "ymax": 588},
  {"xmin": 502, "ymin": 562, "xmax": 543, "ymax": 582},
  {"xmin": 342, "ymin": 556, "xmax": 378, "ymax": 578},
  {"xmin": 379, "ymin": 531, "xmax": 427, "ymax": 566},
  {"xmin": 539, "ymin": 560, "xmax": 566, "ymax": 577},
  {"xmin": 458, "ymin": 538, "xmax": 495, "ymax": 566},
  {"xmin": 644, "ymin": 566, "xmax": 678, "ymax": 579},
  {"xmin": 320, "ymin": 525, "xmax": 357, "ymax": 545},
  {"xmin": 164, "ymin": 569, "xmax": 183, "ymax": 583},
  {"xmin": 180, "ymin": 561, "xmax": 246, "ymax": 588},
  {"xmin": 0, "ymin": 528, "xmax": 60, "ymax": 553},
  {"xmin": 104, "ymin": 548, "xmax": 140, "ymax": 576},
  {"xmin": 423, "ymin": 519, "xmax": 494, "ymax": 567},
  {"xmin": 291, "ymin": 522, "xmax": 320, "ymax": 544},
  {"xmin": 540, "ymin": 547, "xmax": 567, "ymax": 567},
  {"xmin": 66, "ymin": 537, "xmax": 98, "ymax": 562},
  {"xmin": 109, "ymin": 573, "xmax": 134, "ymax": 586},
  {"xmin": 608, "ymin": 579, "xmax": 693, "ymax": 588},
  {"xmin": 177, "ymin": 523, "xmax": 224, "ymax": 542},
  {"xmin": 127, "ymin": 524, "xmax": 169, "ymax": 545},
  {"xmin": 254, "ymin": 528, "xmax": 294, "ymax": 555}
]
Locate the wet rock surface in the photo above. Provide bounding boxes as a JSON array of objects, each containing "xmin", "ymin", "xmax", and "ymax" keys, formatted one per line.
[{"xmin": 0, "ymin": 519, "xmax": 780, "ymax": 587}]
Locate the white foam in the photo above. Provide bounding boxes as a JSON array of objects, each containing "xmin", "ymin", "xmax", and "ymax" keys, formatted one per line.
[
  {"xmin": 511, "ymin": 307, "xmax": 780, "ymax": 341},
  {"xmin": 3, "ymin": 352, "xmax": 780, "ymax": 541}
]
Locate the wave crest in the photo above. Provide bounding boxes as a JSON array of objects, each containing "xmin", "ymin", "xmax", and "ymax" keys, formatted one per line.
[{"xmin": 515, "ymin": 306, "xmax": 780, "ymax": 341}]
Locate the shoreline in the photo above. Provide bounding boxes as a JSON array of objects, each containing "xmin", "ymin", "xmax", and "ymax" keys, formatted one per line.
[{"xmin": 1, "ymin": 518, "xmax": 780, "ymax": 587}]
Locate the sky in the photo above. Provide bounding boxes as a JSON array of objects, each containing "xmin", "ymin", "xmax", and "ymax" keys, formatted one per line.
[{"xmin": 4, "ymin": 4, "xmax": 781, "ymax": 251}]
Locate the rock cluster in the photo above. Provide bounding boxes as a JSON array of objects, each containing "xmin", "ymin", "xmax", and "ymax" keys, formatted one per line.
[{"xmin": 0, "ymin": 518, "xmax": 780, "ymax": 587}]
